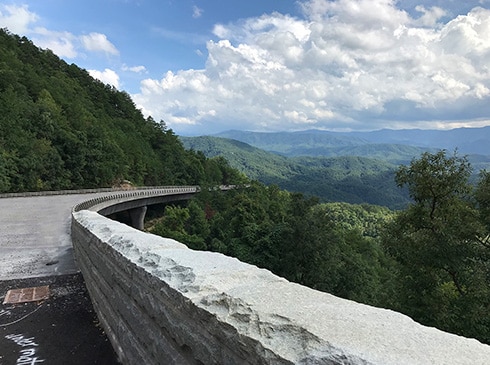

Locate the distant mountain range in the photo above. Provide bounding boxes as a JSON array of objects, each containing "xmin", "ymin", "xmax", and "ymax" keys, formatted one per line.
[
  {"xmin": 345, "ymin": 127, "xmax": 490, "ymax": 156},
  {"xmin": 180, "ymin": 135, "xmax": 411, "ymax": 209},
  {"xmin": 180, "ymin": 127, "xmax": 490, "ymax": 209},
  {"xmin": 214, "ymin": 127, "xmax": 490, "ymax": 159}
]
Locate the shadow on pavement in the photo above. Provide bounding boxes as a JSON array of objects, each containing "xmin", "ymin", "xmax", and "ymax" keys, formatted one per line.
[{"xmin": 0, "ymin": 273, "xmax": 119, "ymax": 364}]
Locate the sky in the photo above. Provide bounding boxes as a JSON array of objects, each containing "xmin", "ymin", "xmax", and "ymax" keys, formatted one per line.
[{"xmin": 1, "ymin": 0, "xmax": 490, "ymax": 135}]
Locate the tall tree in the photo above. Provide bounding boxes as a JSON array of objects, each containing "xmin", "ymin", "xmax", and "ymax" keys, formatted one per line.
[{"xmin": 383, "ymin": 150, "xmax": 490, "ymax": 343}]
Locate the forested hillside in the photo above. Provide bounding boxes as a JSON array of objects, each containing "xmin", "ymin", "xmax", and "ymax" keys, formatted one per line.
[
  {"xmin": 0, "ymin": 29, "xmax": 244, "ymax": 193},
  {"xmin": 181, "ymin": 135, "xmax": 411, "ymax": 209}
]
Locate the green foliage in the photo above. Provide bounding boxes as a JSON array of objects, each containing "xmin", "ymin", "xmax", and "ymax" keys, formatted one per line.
[
  {"xmin": 149, "ymin": 150, "xmax": 489, "ymax": 343},
  {"xmin": 475, "ymin": 170, "xmax": 490, "ymax": 236},
  {"xmin": 313, "ymin": 202, "xmax": 394, "ymax": 238},
  {"xmin": 0, "ymin": 29, "xmax": 243, "ymax": 192},
  {"xmin": 181, "ymin": 136, "xmax": 293, "ymax": 181},
  {"xmin": 147, "ymin": 204, "xmax": 208, "ymax": 250},
  {"xmin": 382, "ymin": 150, "xmax": 490, "ymax": 343},
  {"xmin": 181, "ymin": 136, "xmax": 410, "ymax": 209},
  {"xmin": 150, "ymin": 182, "xmax": 397, "ymax": 308}
]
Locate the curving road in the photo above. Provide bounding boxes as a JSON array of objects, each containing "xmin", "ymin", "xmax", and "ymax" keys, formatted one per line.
[
  {"xmin": 0, "ymin": 192, "xmax": 120, "ymax": 280},
  {"xmin": 0, "ymin": 187, "xmax": 199, "ymax": 280},
  {"xmin": 0, "ymin": 187, "xmax": 198, "ymax": 364}
]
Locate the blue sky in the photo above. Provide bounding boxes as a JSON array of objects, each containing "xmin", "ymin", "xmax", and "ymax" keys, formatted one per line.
[{"xmin": 1, "ymin": 0, "xmax": 490, "ymax": 135}]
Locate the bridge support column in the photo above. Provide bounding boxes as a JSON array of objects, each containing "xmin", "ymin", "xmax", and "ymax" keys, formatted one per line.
[{"xmin": 128, "ymin": 206, "xmax": 147, "ymax": 230}]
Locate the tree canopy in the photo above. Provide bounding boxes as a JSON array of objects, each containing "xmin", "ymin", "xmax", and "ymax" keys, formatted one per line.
[
  {"xmin": 0, "ymin": 29, "xmax": 246, "ymax": 192},
  {"xmin": 382, "ymin": 150, "xmax": 490, "ymax": 342},
  {"xmin": 147, "ymin": 182, "xmax": 398, "ymax": 309}
]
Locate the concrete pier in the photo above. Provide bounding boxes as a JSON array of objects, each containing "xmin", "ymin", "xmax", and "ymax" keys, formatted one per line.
[{"xmin": 128, "ymin": 206, "xmax": 148, "ymax": 230}]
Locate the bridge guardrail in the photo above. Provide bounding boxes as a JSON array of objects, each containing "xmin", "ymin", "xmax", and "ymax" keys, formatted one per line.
[
  {"xmin": 0, "ymin": 186, "xmax": 197, "ymax": 199},
  {"xmin": 72, "ymin": 186, "xmax": 200, "ymax": 212}
]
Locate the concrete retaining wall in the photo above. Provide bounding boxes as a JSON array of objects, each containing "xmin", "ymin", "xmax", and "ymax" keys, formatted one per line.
[{"xmin": 71, "ymin": 210, "xmax": 490, "ymax": 365}]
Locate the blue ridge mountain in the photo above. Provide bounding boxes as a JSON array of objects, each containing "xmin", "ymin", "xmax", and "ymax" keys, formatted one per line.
[{"xmin": 214, "ymin": 127, "xmax": 490, "ymax": 158}]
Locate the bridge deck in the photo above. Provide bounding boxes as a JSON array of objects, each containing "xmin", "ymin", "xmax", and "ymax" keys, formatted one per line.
[
  {"xmin": 0, "ymin": 192, "xmax": 120, "ymax": 280},
  {"xmin": 0, "ymin": 187, "xmax": 198, "ymax": 280}
]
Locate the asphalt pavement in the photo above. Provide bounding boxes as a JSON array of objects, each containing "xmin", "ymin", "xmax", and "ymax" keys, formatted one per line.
[
  {"xmin": 0, "ymin": 192, "xmax": 121, "ymax": 364},
  {"xmin": 0, "ymin": 192, "xmax": 117, "ymax": 280},
  {"xmin": 0, "ymin": 273, "xmax": 119, "ymax": 364}
]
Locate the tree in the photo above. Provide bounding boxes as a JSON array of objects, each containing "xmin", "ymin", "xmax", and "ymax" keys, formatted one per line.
[
  {"xmin": 475, "ymin": 170, "xmax": 490, "ymax": 245},
  {"xmin": 383, "ymin": 150, "xmax": 490, "ymax": 343}
]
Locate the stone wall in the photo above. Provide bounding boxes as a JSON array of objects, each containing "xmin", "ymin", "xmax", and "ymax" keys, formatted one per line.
[{"xmin": 71, "ymin": 210, "xmax": 490, "ymax": 365}]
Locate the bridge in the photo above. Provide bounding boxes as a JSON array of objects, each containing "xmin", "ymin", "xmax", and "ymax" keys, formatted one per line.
[
  {"xmin": 2, "ymin": 188, "xmax": 490, "ymax": 364},
  {"xmin": 0, "ymin": 187, "xmax": 198, "ymax": 280}
]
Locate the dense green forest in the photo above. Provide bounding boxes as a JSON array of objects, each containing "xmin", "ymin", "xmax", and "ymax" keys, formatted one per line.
[
  {"xmin": 181, "ymin": 135, "xmax": 411, "ymax": 209},
  {"xmin": 0, "ymin": 29, "xmax": 245, "ymax": 192},
  {"xmin": 1, "ymin": 29, "xmax": 488, "ymax": 344},
  {"xmin": 149, "ymin": 151, "xmax": 490, "ymax": 344}
]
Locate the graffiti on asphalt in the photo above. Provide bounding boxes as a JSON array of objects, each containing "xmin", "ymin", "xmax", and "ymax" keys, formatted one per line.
[{"xmin": 5, "ymin": 333, "xmax": 45, "ymax": 364}]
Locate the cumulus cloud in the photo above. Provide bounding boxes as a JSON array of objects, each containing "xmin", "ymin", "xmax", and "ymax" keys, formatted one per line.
[
  {"xmin": 88, "ymin": 68, "xmax": 120, "ymax": 88},
  {"xmin": 133, "ymin": 0, "xmax": 490, "ymax": 133},
  {"xmin": 31, "ymin": 27, "xmax": 78, "ymax": 58},
  {"xmin": 0, "ymin": 4, "xmax": 38, "ymax": 34},
  {"xmin": 413, "ymin": 5, "xmax": 447, "ymax": 27},
  {"xmin": 80, "ymin": 32, "xmax": 119, "ymax": 55},
  {"xmin": 0, "ymin": 4, "xmax": 78, "ymax": 57},
  {"xmin": 0, "ymin": 5, "xmax": 119, "ymax": 60}
]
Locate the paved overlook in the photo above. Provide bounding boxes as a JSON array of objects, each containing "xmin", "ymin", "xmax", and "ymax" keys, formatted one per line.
[
  {"xmin": 0, "ymin": 187, "xmax": 196, "ymax": 280},
  {"xmin": 0, "ymin": 191, "xmax": 118, "ymax": 280},
  {"xmin": 0, "ymin": 187, "xmax": 198, "ymax": 365}
]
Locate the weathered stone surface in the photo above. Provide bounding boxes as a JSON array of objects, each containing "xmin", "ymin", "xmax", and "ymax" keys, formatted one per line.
[{"xmin": 72, "ymin": 210, "xmax": 490, "ymax": 365}]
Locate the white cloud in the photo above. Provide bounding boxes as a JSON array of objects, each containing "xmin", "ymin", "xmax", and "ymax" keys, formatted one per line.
[
  {"xmin": 31, "ymin": 27, "xmax": 78, "ymax": 58},
  {"xmin": 88, "ymin": 68, "xmax": 120, "ymax": 88},
  {"xmin": 122, "ymin": 64, "xmax": 147, "ymax": 73},
  {"xmin": 0, "ymin": 4, "xmax": 78, "ymax": 58},
  {"xmin": 413, "ymin": 5, "xmax": 447, "ymax": 27},
  {"xmin": 0, "ymin": 4, "xmax": 38, "ymax": 34},
  {"xmin": 192, "ymin": 5, "xmax": 203, "ymax": 19},
  {"xmin": 80, "ymin": 32, "xmax": 119, "ymax": 55},
  {"xmin": 0, "ymin": 4, "xmax": 120, "ymax": 62},
  {"xmin": 212, "ymin": 24, "xmax": 229, "ymax": 39},
  {"xmin": 133, "ymin": 0, "xmax": 490, "ymax": 133}
]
